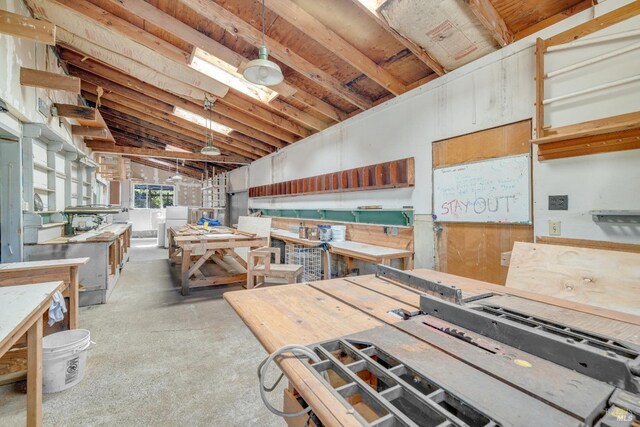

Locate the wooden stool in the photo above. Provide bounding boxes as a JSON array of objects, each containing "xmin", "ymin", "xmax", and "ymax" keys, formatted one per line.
[{"xmin": 247, "ymin": 247, "xmax": 304, "ymax": 289}]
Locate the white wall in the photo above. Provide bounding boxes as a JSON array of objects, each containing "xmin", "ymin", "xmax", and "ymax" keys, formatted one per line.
[{"xmin": 244, "ymin": 0, "xmax": 640, "ymax": 264}]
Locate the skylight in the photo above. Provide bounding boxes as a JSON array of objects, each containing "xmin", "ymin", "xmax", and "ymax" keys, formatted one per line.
[
  {"xmin": 173, "ymin": 106, "xmax": 233, "ymax": 135},
  {"xmin": 190, "ymin": 47, "xmax": 279, "ymax": 104}
]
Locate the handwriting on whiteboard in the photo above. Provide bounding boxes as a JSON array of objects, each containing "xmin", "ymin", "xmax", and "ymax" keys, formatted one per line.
[{"xmin": 433, "ymin": 155, "xmax": 531, "ymax": 224}]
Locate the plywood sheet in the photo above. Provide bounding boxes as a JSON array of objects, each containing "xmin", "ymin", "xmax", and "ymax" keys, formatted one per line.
[
  {"xmin": 506, "ymin": 242, "xmax": 640, "ymax": 315},
  {"xmin": 236, "ymin": 216, "xmax": 272, "ymax": 261},
  {"xmin": 379, "ymin": 0, "xmax": 498, "ymax": 70}
]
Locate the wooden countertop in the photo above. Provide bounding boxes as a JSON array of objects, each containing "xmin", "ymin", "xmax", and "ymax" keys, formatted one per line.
[
  {"xmin": 0, "ymin": 258, "xmax": 89, "ymax": 272},
  {"xmin": 0, "ymin": 281, "xmax": 65, "ymax": 354},
  {"xmin": 271, "ymin": 228, "xmax": 412, "ymax": 260},
  {"xmin": 36, "ymin": 223, "xmax": 131, "ymax": 245}
]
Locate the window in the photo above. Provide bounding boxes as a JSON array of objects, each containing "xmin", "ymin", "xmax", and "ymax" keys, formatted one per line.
[{"xmin": 133, "ymin": 184, "xmax": 175, "ymax": 209}]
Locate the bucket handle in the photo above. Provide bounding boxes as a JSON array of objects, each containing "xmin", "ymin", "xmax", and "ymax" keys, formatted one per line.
[{"xmin": 75, "ymin": 340, "xmax": 96, "ymax": 354}]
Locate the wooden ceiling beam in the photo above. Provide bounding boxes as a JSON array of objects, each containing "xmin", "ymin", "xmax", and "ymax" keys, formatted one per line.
[
  {"xmin": 26, "ymin": 0, "xmax": 227, "ymax": 100},
  {"xmin": 465, "ymin": 0, "xmax": 514, "ymax": 47},
  {"xmin": 179, "ymin": 0, "xmax": 373, "ymax": 110},
  {"xmin": 72, "ymin": 125, "xmax": 110, "ymax": 139},
  {"xmin": 86, "ymin": 141, "xmax": 248, "ymax": 164},
  {"xmin": 82, "ymin": 91, "xmax": 273, "ymax": 157},
  {"xmin": 126, "ymin": 156, "xmax": 203, "ymax": 179},
  {"xmin": 62, "ymin": 50, "xmax": 302, "ymax": 144},
  {"xmin": 20, "ymin": 67, "xmax": 80, "ymax": 93},
  {"xmin": 0, "ymin": 9, "xmax": 55, "ymax": 44},
  {"xmin": 99, "ymin": 105, "xmax": 267, "ymax": 159},
  {"xmin": 264, "ymin": 0, "xmax": 408, "ymax": 96},
  {"xmin": 349, "ymin": 0, "xmax": 446, "ymax": 75},
  {"xmin": 109, "ymin": 0, "xmax": 343, "ymax": 126},
  {"xmin": 52, "ymin": 103, "xmax": 96, "ymax": 120},
  {"xmin": 514, "ymin": 0, "xmax": 594, "ymax": 41},
  {"xmin": 83, "ymin": 80, "xmax": 287, "ymax": 149}
]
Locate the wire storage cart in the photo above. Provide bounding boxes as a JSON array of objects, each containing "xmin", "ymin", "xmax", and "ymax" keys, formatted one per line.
[{"xmin": 285, "ymin": 244, "xmax": 323, "ymax": 282}]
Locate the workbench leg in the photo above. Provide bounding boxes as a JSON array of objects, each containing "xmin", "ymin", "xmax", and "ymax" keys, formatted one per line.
[
  {"xmin": 381, "ymin": 258, "xmax": 391, "ymax": 267},
  {"xmin": 27, "ymin": 317, "xmax": 43, "ymax": 427},
  {"xmin": 69, "ymin": 266, "xmax": 79, "ymax": 329},
  {"xmin": 181, "ymin": 249, "xmax": 192, "ymax": 296},
  {"xmin": 345, "ymin": 257, "xmax": 353, "ymax": 276},
  {"xmin": 404, "ymin": 256, "xmax": 414, "ymax": 271}
]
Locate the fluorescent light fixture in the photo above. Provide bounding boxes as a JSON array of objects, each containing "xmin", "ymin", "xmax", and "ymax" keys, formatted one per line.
[
  {"xmin": 190, "ymin": 47, "xmax": 279, "ymax": 103},
  {"xmin": 173, "ymin": 106, "xmax": 233, "ymax": 135}
]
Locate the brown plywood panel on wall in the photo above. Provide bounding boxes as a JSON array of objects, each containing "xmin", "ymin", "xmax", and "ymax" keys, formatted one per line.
[
  {"xmin": 433, "ymin": 120, "xmax": 531, "ymax": 167},
  {"xmin": 434, "ymin": 120, "xmax": 533, "ymax": 285},
  {"xmin": 109, "ymin": 180, "xmax": 121, "ymax": 205},
  {"xmin": 437, "ymin": 223, "xmax": 533, "ymax": 285}
]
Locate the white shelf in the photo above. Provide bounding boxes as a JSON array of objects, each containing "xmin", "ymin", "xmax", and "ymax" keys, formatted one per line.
[
  {"xmin": 34, "ymin": 185, "xmax": 55, "ymax": 192},
  {"xmin": 33, "ymin": 161, "xmax": 54, "ymax": 172}
]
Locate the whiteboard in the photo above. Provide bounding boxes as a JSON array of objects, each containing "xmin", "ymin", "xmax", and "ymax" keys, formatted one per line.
[{"xmin": 433, "ymin": 154, "xmax": 531, "ymax": 224}]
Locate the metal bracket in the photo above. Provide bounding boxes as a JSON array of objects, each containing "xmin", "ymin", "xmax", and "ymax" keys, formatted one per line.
[{"xmin": 375, "ymin": 264, "xmax": 463, "ymax": 305}]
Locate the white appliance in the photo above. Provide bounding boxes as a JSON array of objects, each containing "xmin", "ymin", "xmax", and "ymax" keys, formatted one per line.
[{"xmin": 164, "ymin": 206, "xmax": 189, "ymax": 249}]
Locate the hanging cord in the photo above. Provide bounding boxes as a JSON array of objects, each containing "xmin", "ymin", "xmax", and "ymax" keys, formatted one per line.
[
  {"xmin": 257, "ymin": 344, "xmax": 325, "ymax": 418},
  {"xmin": 261, "ymin": 0, "xmax": 266, "ymax": 46}
]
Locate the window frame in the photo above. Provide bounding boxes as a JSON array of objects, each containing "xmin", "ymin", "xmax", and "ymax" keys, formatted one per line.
[{"xmin": 133, "ymin": 183, "xmax": 176, "ymax": 209}]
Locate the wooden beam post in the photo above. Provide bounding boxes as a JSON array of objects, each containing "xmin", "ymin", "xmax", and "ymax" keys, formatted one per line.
[
  {"xmin": 466, "ymin": 0, "xmax": 514, "ymax": 47},
  {"xmin": 0, "ymin": 9, "xmax": 55, "ymax": 45},
  {"xmin": 53, "ymin": 103, "xmax": 96, "ymax": 121},
  {"xmin": 72, "ymin": 126, "xmax": 110, "ymax": 138},
  {"xmin": 20, "ymin": 67, "xmax": 80, "ymax": 93}
]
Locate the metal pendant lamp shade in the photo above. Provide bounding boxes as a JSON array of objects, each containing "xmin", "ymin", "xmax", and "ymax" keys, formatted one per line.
[
  {"xmin": 201, "ymin": 143, "xmax": 221, "ymax": 156},
  {"xmin": 243, "ymin": 0, "xmax": 284, "ymax": 86},
  {"xmin": 170, "ymin": 159, "xmax": 183, "ymax": 182},
  {"xmin": 243, "ymin": 46, "xmax": 283, "ymax": 86}
]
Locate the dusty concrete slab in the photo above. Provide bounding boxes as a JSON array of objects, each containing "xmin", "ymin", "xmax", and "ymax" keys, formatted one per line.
[{"xmin": 0, "ymin": 238, "xmax": 286, "ymax": 426}]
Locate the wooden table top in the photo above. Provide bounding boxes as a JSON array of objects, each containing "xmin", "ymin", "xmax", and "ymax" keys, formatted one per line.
[
  {"xmin": 38, "ymin": 223, "xmax": 131, "ymax": 245},
  {"xmin": 0, "ymin": 281, "xmax": 65, "ymax": 354},
  {"xmin": 0, "ymin": 258, "xmax": 89, "ymax": 272},
  {"xmin": 224, "ymin": 269, "xmax": 640, "ymax": 426}
]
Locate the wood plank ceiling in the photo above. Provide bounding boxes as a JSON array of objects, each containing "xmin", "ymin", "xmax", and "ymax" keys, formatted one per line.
[{"xmin": 23, "ymin": 0, "xmax": 594, "ymax": 176}]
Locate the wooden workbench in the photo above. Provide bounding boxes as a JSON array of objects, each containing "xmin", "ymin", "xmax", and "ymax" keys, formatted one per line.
[
  {"xmin": 271, "ymin": 229, "xmax": 413, "ymax": 278},
  {"xmin": 0, "ymin": 281, "xmax": 66, "ymax": 427},
  {"xmin": 173, "ymin": 227, "xmax": 268, "ymax": 295},
  {"xmin": 0, "ymin": 258, "xmax": 89, "ymax": 384},
  {"xmin": 225, "ymin": 269, "xmax": 640, "ymax": 426},
  {"xmin": 24, "ymin": 223, "xmax": 132, "ymax": 306}
]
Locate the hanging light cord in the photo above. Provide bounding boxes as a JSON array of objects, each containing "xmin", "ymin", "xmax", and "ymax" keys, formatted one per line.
[{"xmin": 261, "ymin": 0, "xmax": 266, "ymax": 47}]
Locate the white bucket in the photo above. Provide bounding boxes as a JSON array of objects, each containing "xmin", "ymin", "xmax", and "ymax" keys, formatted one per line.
[{"xmin": 42, "ymin": 329, "xmax": 92, "ymax": 393}]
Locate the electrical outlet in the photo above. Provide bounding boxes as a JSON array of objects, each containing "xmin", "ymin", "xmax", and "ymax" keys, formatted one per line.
[
  {"xmin": 549, "ymin": 220, "xmax": 561, "ymax": 236},
  {"xmin": 549, "ymin": 195, "xmax": 568, "ymax": 210}
]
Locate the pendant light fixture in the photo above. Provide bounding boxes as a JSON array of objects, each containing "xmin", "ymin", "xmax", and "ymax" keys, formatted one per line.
[
  {"xmin": 170, "ymin": 158, "xmax": 183, "ymax": 182},
  {"xmin": 242, "ymin": 0, "xmax": 284, "ymax": 86},
  {"xmin": 201, "ymin": 95, "xmax": 221, "ymax": 156}
]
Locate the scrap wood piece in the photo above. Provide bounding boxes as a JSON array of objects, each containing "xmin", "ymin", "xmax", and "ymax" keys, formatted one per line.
[
  {"xmin": 20, "ymin": 67, "xmax": 80, "ymax": 93},
  {"xmin": 506, "ymin": 242, "xmax": 640, "ymax": 316}
]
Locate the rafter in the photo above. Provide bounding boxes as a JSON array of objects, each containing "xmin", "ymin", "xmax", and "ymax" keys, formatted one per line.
[
  {"xmin": 349, "ymin": 0, "xmax": 446, "ymax": 75},
  {"xmin": 60, "ymin": 47, "xmax": 307, "ymax": 144},
  {"xmin": 466, "ymin": 0, "xmax": 514, "ymax": 47},
  {"xmin": 179, "ymin": 0, "xmax": 373, "ymax": 110},
  {"xmin": 0, "ymin": 9, "xmax": 56, "ymax": 44},
  {"xmin": 126, "ymin": 156, "xmax": 204, "ymax": 179},
  {"xmin": 98, "ymin": 104, "xmax": 268, "ymax": 159},
  {"xmin": 264, "ymin": 0, "xmax": 408, "ymax": 95},
  {"xmin": 82, "ymin": 91, "xmax": 274, "ymax": 156},
  {"xmin": 26, "ymin": 0, "xmax": 228, "ymax": 98},
  {"xmin": 86, "ymin": 141, "xmax": 248, "ymax": 164}
]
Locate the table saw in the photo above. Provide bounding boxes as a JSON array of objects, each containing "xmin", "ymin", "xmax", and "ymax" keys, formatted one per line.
[{"xmin": 224, "ymin": 266, "xmax": 640, "ymax": 427}]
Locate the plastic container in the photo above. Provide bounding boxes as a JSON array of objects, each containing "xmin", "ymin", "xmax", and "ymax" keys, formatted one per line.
[
  {"xmin": 331, "ymin": 225, "xmax": 347, "ymax": 242},
  {"xmin": 42, "ymin": 329, "xmax": 92, "ymax": 393},
  {"xmin": 318, "ymin": 225, "xmax": 332, "ymax": 242}
]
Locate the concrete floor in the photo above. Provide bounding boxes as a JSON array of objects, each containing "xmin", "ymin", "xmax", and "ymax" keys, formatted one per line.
[{"xmin": 0, "ymin": 238, "xmax": 285, "ymax": 426}]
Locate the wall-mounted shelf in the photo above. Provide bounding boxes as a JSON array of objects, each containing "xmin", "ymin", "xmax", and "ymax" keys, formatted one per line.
[
  {"xmin": 33, "ymin": 160, "xmax": 55, "ymax": 172},
  {"xmin": 590, "ymin": 210, "xmax": 640, "ymax": 224},
  {"xmin": 34, "ymin": 185, "xmax": 55, "ymax": 192},
  {"xmin": 249, "ymin": 158, "xmax": 414, "ymax": 198},
  {"xmin": 251, "ymin": 208, "xmax": 414, "ymax": 226}
]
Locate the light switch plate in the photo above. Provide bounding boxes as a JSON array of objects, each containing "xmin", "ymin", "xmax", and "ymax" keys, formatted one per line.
[
  {"xmin": 549, "ymin": 195, "xmax": 568, "ymax": 210},
  {"xmin": 549, "ymin": 220, "xmax": 561, "ymax": 236}
]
